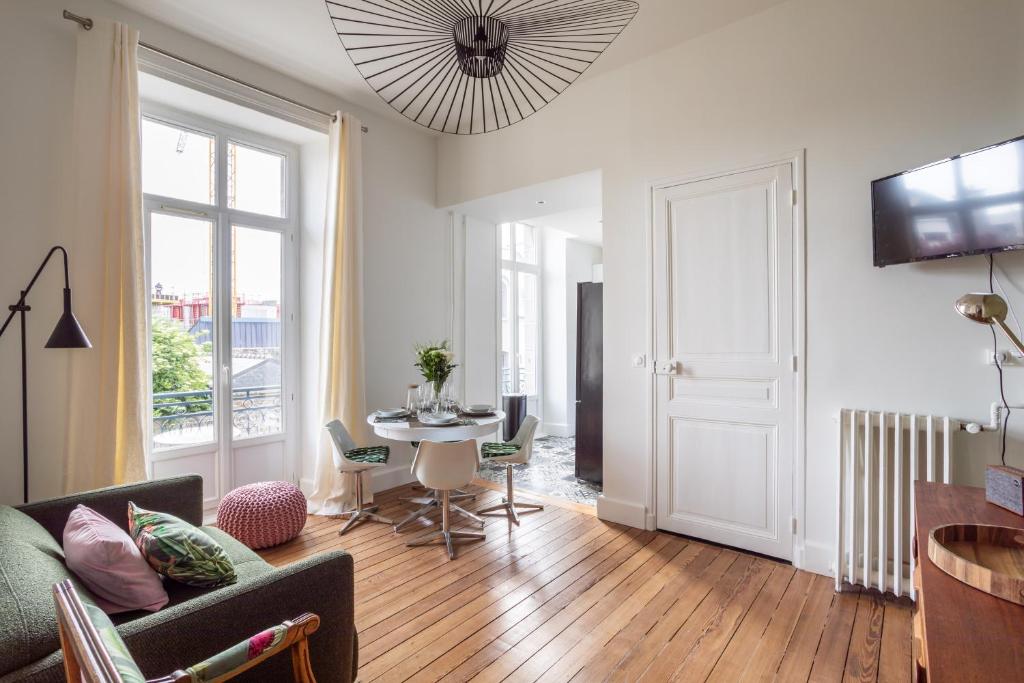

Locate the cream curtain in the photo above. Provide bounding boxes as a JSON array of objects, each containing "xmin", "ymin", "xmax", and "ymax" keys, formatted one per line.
[
  {"xmin": 63, "ymin": 19, "xmax": 147, "ymax": 492},
  {"xmin": 308, "ymin": 113, "xmax": 369, "ymax": 516}
]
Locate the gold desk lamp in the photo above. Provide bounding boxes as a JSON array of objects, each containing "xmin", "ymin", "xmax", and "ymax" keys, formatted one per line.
[
  {"xmin": 955, "ymin": 292, "xmax": 1024, "ymax": 514},
  {"xmin": 955, "ymin": 293, "xmax": 1024, "ymax": 355}
]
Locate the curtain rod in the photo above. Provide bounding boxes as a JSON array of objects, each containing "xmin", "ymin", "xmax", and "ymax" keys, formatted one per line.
[{"xmin": 61, "ymin": 10, "xmax": 368, "ymax": 133}]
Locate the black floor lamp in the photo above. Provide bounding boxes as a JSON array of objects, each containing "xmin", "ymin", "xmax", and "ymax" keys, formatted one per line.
[{"xmin": 0, "ymin": 246, "xmax": 91, "ymax": 503}]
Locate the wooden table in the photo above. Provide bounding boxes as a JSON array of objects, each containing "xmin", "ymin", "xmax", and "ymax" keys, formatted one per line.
[{"xmin": 913, "ymin": 482, "xmax": 1024, "ymax": 681}]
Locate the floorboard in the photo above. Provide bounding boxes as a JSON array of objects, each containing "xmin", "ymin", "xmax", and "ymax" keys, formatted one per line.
[{"xmin": 258, "ymin": 482, "xmax": 913, "ymax": 682}]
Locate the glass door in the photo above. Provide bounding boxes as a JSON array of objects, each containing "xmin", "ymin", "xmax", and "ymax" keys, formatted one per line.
[
  {"xmin": 149, "ymin": 212, "xmax": 218, "ymax": 452},
  {"xmin": 500, "ymin": 222, "xmax": 542, "ymax": 416},
  {"xmin": 227, "ymin": 224, "xmax": 287, "ymax": 486},
  {"xmin": 142, "ymin": 108, "xmax": 297, "ymax": 513}
]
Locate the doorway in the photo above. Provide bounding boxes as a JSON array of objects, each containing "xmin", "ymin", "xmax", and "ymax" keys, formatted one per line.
[
  {"xmin": 451, "ymin": 171, "xmax": 606, "ymax": 505},
  {"xmin": 652, "ymin": 158, "xmax": 803, "ymax": 560}
]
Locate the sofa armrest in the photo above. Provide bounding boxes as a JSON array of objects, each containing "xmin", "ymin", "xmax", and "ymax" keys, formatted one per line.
[
  {"xmin": 118, "ymin": 551, "xmax": 357, "ymax": 683},
  {"xmin": 16, "ymin": 475, "xmax": 204, "ymax": 542}
]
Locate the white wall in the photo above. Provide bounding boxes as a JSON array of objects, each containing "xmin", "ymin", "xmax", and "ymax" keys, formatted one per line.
[
  {"xmin": 541, "ymin": 229, "xmax": 603, "ymax": 437},
  {"xmin": 462, "ymin": 216, "xmax": 500, "ymax": 407},
  {"xmin": 298, "ymin": 138, "xmax": 327, "ymax": 491},
  {"xmin": 564, "ymin": 240, "xmax": 603, "ymax": 435},
  {"xmin": 542, "ymin": 231, "xmax": 569, "ymax": 434},
  {"xmin": 437, "ymin": 0, "xmax": 1024, "ymax": 575},
  {"xmin": 0, "ymin": 0, "xmax": 447, "ymax": 504}
]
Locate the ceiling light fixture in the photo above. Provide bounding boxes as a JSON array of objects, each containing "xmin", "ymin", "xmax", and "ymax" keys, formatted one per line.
[{"xmin": 326, "ymin": 0, "xmax": 639, "ymax": 135}]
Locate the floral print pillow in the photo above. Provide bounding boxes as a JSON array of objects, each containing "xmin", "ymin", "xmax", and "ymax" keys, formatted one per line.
[{"xmin": 128, "ymin": 502, "xmax": 237, "ymax": 588}]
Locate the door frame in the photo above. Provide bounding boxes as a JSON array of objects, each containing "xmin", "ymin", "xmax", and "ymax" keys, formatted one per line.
[{"xmin": 644, "ymin": 150, "xmax": 807, "ymax": 566}]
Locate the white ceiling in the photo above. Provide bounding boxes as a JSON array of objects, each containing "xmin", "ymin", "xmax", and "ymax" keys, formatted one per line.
[
  {"xmin": 531, "ymin": 207, "xmax": 604, "ymax": 246},
  {"xmin": 112, "ymin": 0, "xmax": 788, "ymax": 132}
]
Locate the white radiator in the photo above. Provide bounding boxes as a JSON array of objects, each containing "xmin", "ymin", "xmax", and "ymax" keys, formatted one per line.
[{"xmin": 834, "ymin": 409, "xmax": 955, "ymax": 599}]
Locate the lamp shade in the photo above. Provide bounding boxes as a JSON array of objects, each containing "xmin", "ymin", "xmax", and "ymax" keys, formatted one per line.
[
  {"xmin": 955, "ymin": 292, "xmax": 1009, "ymax": 325},
  {"xmin": 45, "ymin": 288, "xmax": 91, "ymax": 349},
  {"xmin": 955, "ymin": 291, "xmax": 1024, "ymax": 356}
]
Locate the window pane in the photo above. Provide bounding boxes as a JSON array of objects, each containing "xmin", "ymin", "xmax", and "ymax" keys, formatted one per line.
[
  {"xmin": 515, "ymin": 223, "xmax": 537, "ymax": 264},
  {"xmin": 231, "ymin": 226, "xmax": 283, "ymax": 438},
  {"xmin": 228, "ymin": 143, "xmax": 284, "ymax": 217},
  {"xmin": 517, "ymin": 271, "xmax": 538, "ymax": 395},
  {"xmin": 500, "ymin": 223, "xmax": 513, "ymax": 261},
  {"xmin": 142, "ymin": 119, "xmax": 215, "ymax": 204},
  {"xmin": 501, "ymin": 268, "xmax": 514, "ymax": 394},
  {"xmin": 150, "ymin": 213, "xmax": 215, "ymax": 450}
]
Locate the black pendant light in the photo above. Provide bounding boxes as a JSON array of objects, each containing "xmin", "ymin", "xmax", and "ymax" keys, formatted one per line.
[{"xmin": 326, "ymin": 0, "xmax": 639, "ymax": 135}]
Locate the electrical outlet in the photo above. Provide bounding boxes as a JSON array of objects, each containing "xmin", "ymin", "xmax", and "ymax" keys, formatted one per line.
[{"xmin": 986, "ymin": 350, "xmax": 1021, "ymax": 366}]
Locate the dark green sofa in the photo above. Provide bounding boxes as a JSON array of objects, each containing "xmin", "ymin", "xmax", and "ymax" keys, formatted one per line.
[{"xmin": 0, "ymin": 475, "xmax": 357, "ymax": 682}]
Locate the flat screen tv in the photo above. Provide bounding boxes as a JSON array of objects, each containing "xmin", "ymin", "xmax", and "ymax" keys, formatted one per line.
[{"xmin": 872, "ymin": 134, "xmax": 1024, "ymax": 267}]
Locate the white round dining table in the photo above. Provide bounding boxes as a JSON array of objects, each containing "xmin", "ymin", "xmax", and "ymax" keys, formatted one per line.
[{"xmin": 366, "ymin": 410, "xmax": 505, "ymax": 444}]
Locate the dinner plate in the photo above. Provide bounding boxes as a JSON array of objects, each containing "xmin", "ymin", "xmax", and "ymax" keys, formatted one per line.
[
  {"xmin": 467, "ymin": 404, "xmax": 493, "ymax": 413},
  {"xmin": 376, "ymin": 408, "xmax": 409, "ymax": 418},
  {"xmin": 419, "ymin": 412, "xmax": 458, "ymax": 425},
  {"xmin": 463, "ymin": 408, "xmax": 495, "ymax": 416}
]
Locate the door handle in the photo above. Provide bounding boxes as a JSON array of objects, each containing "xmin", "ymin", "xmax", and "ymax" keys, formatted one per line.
[{"xmin": 655, "ymin": 360, "xmax": 679, "ymax": 375}]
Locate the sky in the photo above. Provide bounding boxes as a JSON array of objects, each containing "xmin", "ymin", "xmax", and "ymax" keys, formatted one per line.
[{"xmin": 143, "ymin": 118, "xmax": 283, "ymax": 303}]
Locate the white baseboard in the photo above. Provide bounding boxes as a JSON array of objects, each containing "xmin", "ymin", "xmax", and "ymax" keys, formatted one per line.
[
  {"xmin": 800, "ymin": 539, "xmax": 834, "ymax": 578},
  {"xmin": 299, "ymin": 465, "xmax": 414, "ymax": 498},
  {"xmin": 370, "ymin": 463, "xmax": 417, "ymax": 492},
  {"xmin": 596, "ymin": 494, "xmax": 648, "ymax": 529},
  {"xmin": 541, "ymin": 422, "xmax": 573, "ymax": 438}
]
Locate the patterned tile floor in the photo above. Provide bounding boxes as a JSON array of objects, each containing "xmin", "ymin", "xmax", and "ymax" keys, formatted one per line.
[{"xmin": 477, "ymin": 435, "xmax": 601, "ymax": 506}]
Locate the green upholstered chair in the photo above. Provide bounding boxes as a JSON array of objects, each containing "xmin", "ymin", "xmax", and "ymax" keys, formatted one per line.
[
  {"xmin": 325, "ymin": 419, "xmax": 393, "ymax": 535},
  {"xmin": 478, "ymin": 415, "xmax": 544, "ymax": 526},
  {"xmin": 52, "ymin": 579, "xmax": 319, "ymax": 682}
]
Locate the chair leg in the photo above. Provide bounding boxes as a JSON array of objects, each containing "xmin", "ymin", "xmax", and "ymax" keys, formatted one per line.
[
  {"xmin": 394, "ymin": 489, "xmax": 441, "ymax": 532},
  {"xmin": 337, "ymin": 471, "xmax": 393, "ymax": 535},
  {"xmin": 478, "ymin": 464, "xmax": 544, "ymax": 527},
  {"xmin": 405, "ymin": 490, "xmax": 484, "ymax": 559},
  {"xmin": 450, "ymin": 504, "xmax": 485, "ymax": 527},
  {"xmin": 451, "ymin": 488, "xmax": 476, "ymax": 501},
  {"xmin": 400, "ymin": 496, "xmax": 436, "ymax": 505}
]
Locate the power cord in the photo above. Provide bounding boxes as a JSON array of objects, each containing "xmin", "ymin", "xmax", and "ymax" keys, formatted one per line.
[{"xmin": 989, "ymin": 253, "xmax": 1010, "ymax": 466}]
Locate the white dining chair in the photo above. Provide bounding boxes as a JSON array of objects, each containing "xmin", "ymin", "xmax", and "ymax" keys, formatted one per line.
[
  {"xmin": 478, "ymin": 415, "xmax": 544, "ymax": 526},
  {"xmin": 326, "ymin": 419, "xmax": 393, "ymax": 535},
  {"xmin": 406, "ymin": 440, "xmax": 486, "ymax": 559}
]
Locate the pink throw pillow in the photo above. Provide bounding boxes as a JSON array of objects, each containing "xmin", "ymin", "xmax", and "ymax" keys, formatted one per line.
[{"xmin": 63, "ymin": 504, "xmax": 169, "ymax": 614}]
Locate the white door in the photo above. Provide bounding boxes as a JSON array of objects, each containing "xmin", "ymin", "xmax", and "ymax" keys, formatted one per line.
[{"xmin": 653, "ymin": 162, "xmax": 798, "ymax": 560}]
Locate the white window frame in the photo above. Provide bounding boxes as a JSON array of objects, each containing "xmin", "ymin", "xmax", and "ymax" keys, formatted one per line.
[
  {"xmin": 141, "ymin": 101, "xmax": 301, "ymax": 492},
  {"xmin": 500, "ymin": 222, "xmax": 543, "ymax": 417}
]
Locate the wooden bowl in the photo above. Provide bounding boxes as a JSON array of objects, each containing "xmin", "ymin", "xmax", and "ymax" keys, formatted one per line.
[{"xmin": 928, "ymin": 523, "xmax": 1024, "ymax": 606}]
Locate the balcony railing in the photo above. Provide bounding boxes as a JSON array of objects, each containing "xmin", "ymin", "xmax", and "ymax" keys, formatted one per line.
[{"xmin": 153, "ymin": 385, "xmax": 281, "ymax": 440}]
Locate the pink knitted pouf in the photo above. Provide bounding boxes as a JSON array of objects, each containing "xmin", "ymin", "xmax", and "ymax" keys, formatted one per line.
[{"xmin": 217, "ymin": 481, "xmax": 307, "ymax": 550}]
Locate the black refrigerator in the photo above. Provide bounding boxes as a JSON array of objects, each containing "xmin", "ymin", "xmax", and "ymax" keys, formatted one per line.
[{"xmin": 574, "ymin": 282, "xmax": 603, "ymax": 485}]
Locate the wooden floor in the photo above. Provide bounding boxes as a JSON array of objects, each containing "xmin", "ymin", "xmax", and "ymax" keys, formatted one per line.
[{"xmin": 258, "ymin": 482, "xmax": 913, "ymax": 682}]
